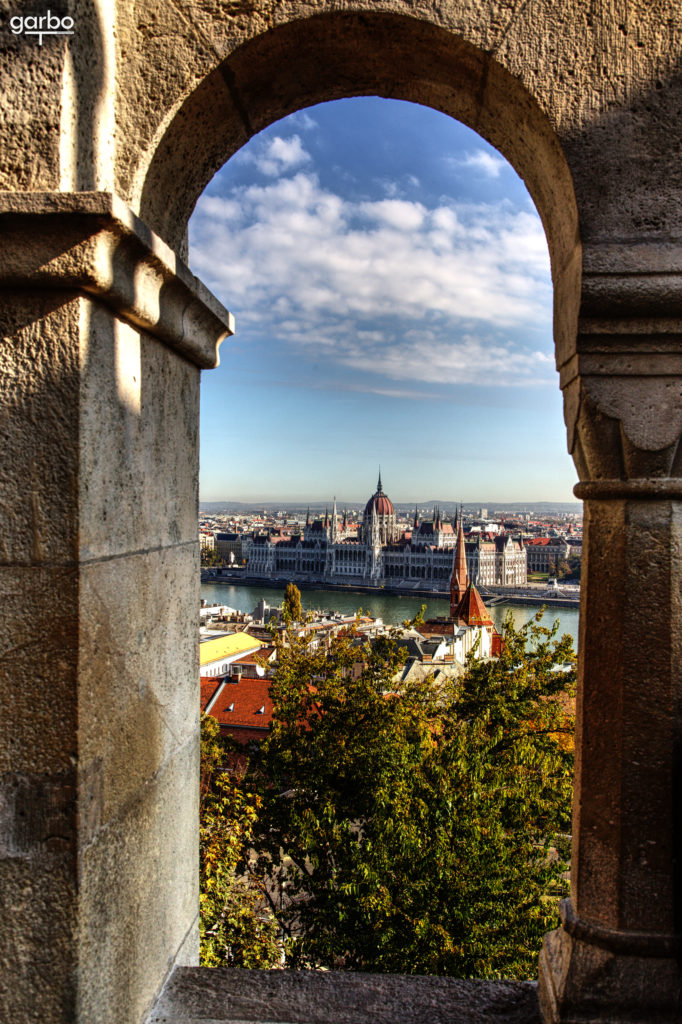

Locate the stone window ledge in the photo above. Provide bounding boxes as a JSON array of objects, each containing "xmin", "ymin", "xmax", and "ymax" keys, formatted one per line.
[
  {"xmin": 0, "ymin": 191, "xmax": 233, "ymax": 368},
  {"xmin": 149, "ymin": 967, "xmax": 541, "ymax": 1023}
]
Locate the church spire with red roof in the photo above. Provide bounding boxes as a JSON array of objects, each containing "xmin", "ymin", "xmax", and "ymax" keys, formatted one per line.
[
  {"xmin": 454, "ymin": 584, "xmax": 493, "ymax": 628},
  {"xmin": 450, "ymin": 517, "xmax": 468, "ymax": 617}
]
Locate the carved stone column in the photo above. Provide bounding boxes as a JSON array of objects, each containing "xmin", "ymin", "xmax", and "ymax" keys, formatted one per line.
[
  {"xmin": 539, "ymin": 243, "xmax": 682, "ymax": 1022},
  {"xmin": 0, "ymin": 194, "xmax": 233, "ymax": 1024}
]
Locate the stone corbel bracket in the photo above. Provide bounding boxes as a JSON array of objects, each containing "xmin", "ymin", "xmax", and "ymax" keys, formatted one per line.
[
  {"xmin": 0, "ymin": 191, "xmax": 234, "ymax": 369},
  {"xmin": 559, "ymin": 241, "xmax": 682, "ymax": 481}
]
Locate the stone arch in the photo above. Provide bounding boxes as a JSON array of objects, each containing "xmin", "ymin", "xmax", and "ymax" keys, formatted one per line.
[
  {"xmin": 3, "ymin": 3, "xmax": 682, "ymax": 1023},
  {"xmin": 135, "ymin": 11, "xmax": 579, "ymax": 289}
]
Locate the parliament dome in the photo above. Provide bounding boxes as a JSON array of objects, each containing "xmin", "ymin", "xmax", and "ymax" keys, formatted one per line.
[{"xmin": 364, "ymin": 472, "xmax": 394, "ymax": 517}]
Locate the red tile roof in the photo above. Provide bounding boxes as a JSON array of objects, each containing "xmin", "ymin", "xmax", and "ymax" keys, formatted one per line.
[
  {"xmin": 207, "ymin": 676, "xmax": 273, "ymax": 738},
  {"xmin": 231, "ymin": 646, "xmax": 276, "ymax": 667},
  {"xmin": 454, "ymin": 584, "xmax": 493, "ymax": 628},
  {"xmin": 200, "ymin": 677, "xmax": 222, "ymax": 712},
  {"xmin": 417, "ymin": 621, "xmax": 458, "ymax": 637}
]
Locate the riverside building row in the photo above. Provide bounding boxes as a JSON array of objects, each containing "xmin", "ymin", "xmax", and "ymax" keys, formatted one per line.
[
  {"xmin": 201, "ymin": 514, "xmax": 502, "ymax": 745},
  {"xmin": 204, "ymin": 474, "xmax": 530, "ymax": 589}
]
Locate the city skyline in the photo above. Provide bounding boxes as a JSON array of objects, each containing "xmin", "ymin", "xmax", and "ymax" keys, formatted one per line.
[{"xmin": 189, "ymin": 97, "xmax": 579, "ymax": 504}]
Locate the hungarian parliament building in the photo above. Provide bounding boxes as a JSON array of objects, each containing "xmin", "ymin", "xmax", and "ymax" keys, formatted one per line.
[{"xmin": 242, "ymin": 475, "xmax": 527, "ymax": 590}]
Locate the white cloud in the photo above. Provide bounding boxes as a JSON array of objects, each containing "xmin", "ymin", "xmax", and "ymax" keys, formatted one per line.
[
  {"xmin": 376, "ymin": 175, "xmax": 421, "ymax": 199},
  {"xmin": 190, "ymin": 171, "xmax": 553, "ymax": 390},
  {"xmin": 336, "ymin": 334, "xmax": 553, "ymax": 388},
  {"xmin": 289, "ymin": 111, "xmax": 317, "ymax": 131},
  {"xmin": 240, "ymin": 134, "xmax": 311, "ymax": 177},
  {"xmin": 358, "ymin": 198, "xmax": 426, "ymax": 231},
  {"xmin": 450, "ymin": 149, "xmax": 508, "ymax": 179}
]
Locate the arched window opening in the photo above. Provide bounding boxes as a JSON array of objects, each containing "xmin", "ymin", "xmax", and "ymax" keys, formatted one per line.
[{"xmin": 191, "ymin": 97, "xmax": 579, "ymax": 979}]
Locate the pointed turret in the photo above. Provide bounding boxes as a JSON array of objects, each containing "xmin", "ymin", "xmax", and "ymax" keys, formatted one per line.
[
  {"xmin": 331, "ymin": 497, "xmax": 338, "ymax": 543},
  {"xmin": 450, "ymin": 516, "xmax": 468, "ymax": 617},
  {"xmin": 377, "ymin": 468, "xmax": 383, "ymax": 493},
  {"xmin": 454, "ymin": 583, "xmax": 493, "ymax": 628},
  {"xmin": 370, "ymin": 504, "xmax": 381, "ymax": 549},
  {"xmin": 306, "ymin": 506, "xmax": 310, "ymax": 527},
  {"xmin": 413, "ymin": 505, "xmax": 419, "ymax": 530}
]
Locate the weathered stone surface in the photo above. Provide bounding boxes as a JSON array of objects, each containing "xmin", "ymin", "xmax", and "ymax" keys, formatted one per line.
[
  {"xmin": 0, "ymin": 852, "xmax": 77, "ymax": 1024},
  {"xmin": 538, "ymin": 496, "xmax": 682, "ymax": 1022},
  {"xmin": 0, "ymin": 294, "xmax": 81, "ymax": 565},
  {"xmin": 150, "ymin": 968, "xmax": 542, "ymax": 1024},
  {"xmin": 0, "ymin": 566, "xmax": 78, "ymax": 774},
  {"xmin": 3, "ymin": 3, "xmax": 682, "ymax": 1024},
  {"xmin": 539, "ymin": 915, "xmax": 682, "ymax": 1024},
  {"xmin": 79, "ymin": 543, "xmax": 199, "ymax": 829},
  {"xmin": 0, "ymin": 192, "xmax": 234, "ymax": 368},
  {"xmin": 133, "ymin": 8, "xmax": 580, "ymax": 283},
  {"xmin": 79, "ymin": 735, "xmax": 199, "ymax": 1024},
  {"xmin": 0, "ymin": 31, "xmax": 64, "ymax": 191},
  {"xmin": 79, "ymin": 308, "xmax": 201, "ymax": 561}
]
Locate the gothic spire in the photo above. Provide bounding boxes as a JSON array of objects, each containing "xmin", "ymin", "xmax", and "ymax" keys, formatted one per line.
[
  {"xmin": 377, "ymin": 467, "xmax": 383, "ymax": 493},
  {"xmin": 450, "ymin": 515, "xmax": 468, "ymax": 618}
]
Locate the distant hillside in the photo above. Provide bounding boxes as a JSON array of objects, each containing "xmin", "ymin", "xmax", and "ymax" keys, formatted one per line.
[{"xmin": 200, "ymin": 499, "xmax": 581, "ymax": 515}]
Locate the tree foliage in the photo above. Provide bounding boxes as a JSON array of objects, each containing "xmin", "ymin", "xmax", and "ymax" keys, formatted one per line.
[
  {"xmin": 402, "ymin": 602, "xmax": 427, "ymax": 629},
  {"xmin": 200, "ymin": 545, "xmax": 224, "ymax": 566},
  {"xmin": 199, "ymin": 714, "xmax": 280, "ymax": 968},
  {"xmin": 282, "ymin": 581, "xmax": 303, "ymax": 624},
  {"xmin": 557, "ymin": 556, "xmax": 581, "ymax": 582},
  {"xmin": 241, "ymin": 614, "xmax": 575, "ymax": 979}
]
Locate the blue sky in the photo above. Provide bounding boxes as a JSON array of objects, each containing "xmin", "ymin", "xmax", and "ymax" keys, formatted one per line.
[{"xmin": 189, "ymin": 98, "xmax": 578, "ymax": 505}]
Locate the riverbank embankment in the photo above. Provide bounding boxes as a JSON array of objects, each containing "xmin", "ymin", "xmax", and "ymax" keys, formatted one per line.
[{"xmin": 200, "ymin": 571, "xmax": 580, "ymax": 608}]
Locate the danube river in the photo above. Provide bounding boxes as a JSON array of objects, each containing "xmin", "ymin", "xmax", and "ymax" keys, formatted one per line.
[{"xmin": 200, "ymin": 582, "xmax": 579, "ymax": 651}]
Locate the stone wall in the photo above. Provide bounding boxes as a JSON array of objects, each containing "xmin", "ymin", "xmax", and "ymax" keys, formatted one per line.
[{"xmin": 1, "ymin": 3, "xmax": 682, "ymax": 1022}]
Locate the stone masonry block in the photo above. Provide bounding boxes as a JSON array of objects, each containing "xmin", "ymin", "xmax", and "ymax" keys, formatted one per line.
[
  {"xmin": 78, "ymin": 734, "xmax": 199, "ymax": 1024},
  {"xmin": 79, "ymin": 543, "xmax": 199, "ymax": 830},
  {"xmin": 0, "ymin": 565, "xmax": 78, "ymax": 775},
  {"xmin": 0, "ymin": 853, "xmax": 77, "ymax": 1024},
  {"xmin": 0, "ymin": 294, "xmax": 81, "ymax": 565},
  {"xmin": 78, "ymin": 305, "xmax": 201, "ymax": 561}
]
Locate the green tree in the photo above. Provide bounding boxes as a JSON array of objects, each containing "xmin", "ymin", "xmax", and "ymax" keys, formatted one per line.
[
  {"xmin": 200, "ymin": 545, "xmax": 223, "ymax": 566},
  {"xmin": 199, "ymin": 714, "xmax": 280, "ymax": 968},
  {"xmin": 402, "ymin": 602, "xmax": 427, "ymax": 628},
  {"xmin": 282, "ymin": 581, "xmax": 303, "ymax": 624},
  {"xmin": 245, "ymin": 615, "xmax": 575, "ymax": 978},
  {"xmin": 556, "ymin": 556, "xmax": 581, "ymax": 582}
]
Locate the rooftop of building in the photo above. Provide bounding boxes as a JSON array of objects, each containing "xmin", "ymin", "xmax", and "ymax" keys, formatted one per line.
[{"xmin": 199, "ymin": 632, "xmax": 264, "ymax": 667}]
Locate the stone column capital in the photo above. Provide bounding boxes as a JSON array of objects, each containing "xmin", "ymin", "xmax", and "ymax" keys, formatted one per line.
[
  {"xmin": 579, "ymin": 239, "xmax": 682, "ymax": 325},
  {"xmin": 574, "ymin": 478, "xmax": 682, "ymax": 500},
  {"xmin": 0, "ymin": 191, "xmax": 233, "ymax": 368}
]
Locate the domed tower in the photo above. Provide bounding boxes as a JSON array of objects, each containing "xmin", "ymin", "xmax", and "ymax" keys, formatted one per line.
[{"xmin": 362, "ymin": 471, "xmax": 397, "ymax": 545}]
